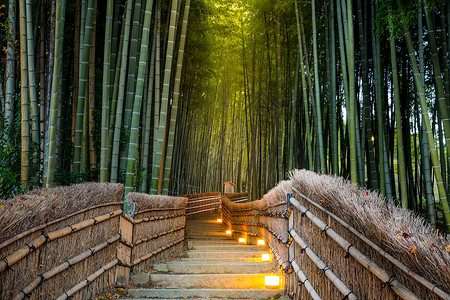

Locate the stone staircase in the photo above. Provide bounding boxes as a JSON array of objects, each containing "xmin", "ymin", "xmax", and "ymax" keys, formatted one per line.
[{"xmin": 125, "ymin": 214, "xmax": 284, "ymax": 299}]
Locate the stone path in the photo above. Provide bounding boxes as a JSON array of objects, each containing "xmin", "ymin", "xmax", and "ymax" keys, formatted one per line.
[{"xmin": 125, "ymin": 213, "xmax": 284, "ymax": 299}]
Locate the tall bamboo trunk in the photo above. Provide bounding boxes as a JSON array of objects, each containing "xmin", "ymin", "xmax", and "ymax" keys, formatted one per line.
[
  {"xmin": 399, "ymin": 0, "xmax": 450, "ymax": 231},
  {"xmin": 151, "ymin": 0, "xmax": 179, "ymax": 194},
  {"xmin": 72, "ymin": 0, "xmax": 95, "ymax": 174},
  {"xmin": 124, "ymin": 0, "xmax": 155, "ymax": 198},
  {"xmin": 312, "ymin": 0, "xmax": 326, "ymax": 174},
  {"xmin": 110, "ymin": 0, "xmax": 133, "ymax": 182},
  {"xmin": 100, "ymin": 0, "xmax": 113, "ymax": 182},
  {"xmin": 26, "ymin": 0, "xmax": 39, "ymax": 150},
  {"xmin": 5, "ymin": 0, "xmax": 16, "ymax": 134},
  {"xmin": 163, "ymin": 0, "xmax": 191, "ymax": 194},
  {"xmin": 45, "ymin": 0, "xmax": 66, "ymax": 187}
]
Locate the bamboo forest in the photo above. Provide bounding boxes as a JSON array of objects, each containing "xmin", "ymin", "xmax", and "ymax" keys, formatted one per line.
[{"xmin": 1, "ymin": 0, "xmax": 450, "ymax": 231}]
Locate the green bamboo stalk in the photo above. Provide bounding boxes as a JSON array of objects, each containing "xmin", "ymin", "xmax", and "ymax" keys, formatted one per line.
[
  {"xmin": 357, "ymin": 0, "xmax": 378, "ymax": 190},
  {"xmin": 19, "ymin": 0, "xmax": 30, "ymax": 188},
  {"xmin": 72, "ymin": 0, "xmax": 95, "ymax": 174},
  {"xmin": 5, "ymin": 0, "xmax": 15, "ymax": 134},
  {"xmin": 399, "ymin": 0, "xmax": 450, "ymax": 231},
  {"xmin": 163, "ymin": 0, "xmax": 191, "ymax": 194},
  {"xmin": 25, "ymin": 0, "xmax": 39, "ymax": 149},
  {"xmin": 295, "ymin": 1, "xmax": 313, "ymax": 170},
  {"xmin": 120, "ymin": 0, "xmax": 143, "ymax": 175},
  {"xmin": 150, "ymin": 0, "xmax": 179, "ymax": 194},
  {"xmin": 45, "ymin": 0, "xmax": 66, "ymax": 188},
  {"xmin": 141, "ymin": 37, "xmax": 156, "ymax": 192},
  {"xmin": 107, "ymin": 17, "xmax": 125, "ymax": 176},
  {"xmin": 346, "ymin": 0, "xmax": 358, "ymax": 184},
  {"xmin": 124, "ymin": 0, "xmax": 154, "ymax": 197},
  {"xmin": 388, "ymin": 18, "xmax": 408, "ymax": 208},
  {"xmin": 276, "ymin": 20, "xmax": 283, "ymax": 180},
  {"xmin": 424, "ymin": 0, "xmax": 450, "ymax": 203},
  {"xmin": 372, "ymin": 4, "xmax": 386, "ymax": 197},
  {"xmin": 329, "ymin": 0, "xmax": 338, "ymax": 175},
  {"xmin": 312, "ymin": 0, "xmax": 326, "ymax": 174},
  {"xmin": 100, "ymin": 0, "xmax": 113, "ymax": 182},
  {"xmin": 110, "ymin": 0, "xmax": 133, "ymax": 182}
]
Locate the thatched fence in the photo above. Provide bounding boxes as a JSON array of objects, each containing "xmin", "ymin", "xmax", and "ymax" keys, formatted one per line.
[
  {"xmin": 0, "ymin": 184, "xmax": 188, "ymax": 300},
  {"xmin": 222, "ymin": 170, "xmax": 450, "ymax": 300},
  {"xmin": 181, "ymin": 192, "xmax": 221, "ymax": 216},
  {"xmin": 225, "ymin": 192, "xmax": 250, "ymax": 203}
]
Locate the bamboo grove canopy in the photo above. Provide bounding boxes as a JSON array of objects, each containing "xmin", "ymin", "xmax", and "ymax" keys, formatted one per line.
[{"xmin": 1, "ymin": 0, "xmax": 450, "ymax": 231}]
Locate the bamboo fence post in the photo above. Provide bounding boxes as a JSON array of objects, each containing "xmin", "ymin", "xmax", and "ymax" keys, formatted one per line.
[{"xmin": 115, "ymin": 215, "xmax": 132, "ymax": 285}]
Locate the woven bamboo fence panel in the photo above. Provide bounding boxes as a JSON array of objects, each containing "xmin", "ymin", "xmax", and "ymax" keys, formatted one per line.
[
  {"xmin": 0, "ymin": 183, "xmax": 124, "ymax": 300},
  {"xmin": 0, "ymin": 186, "xmax": 189, "ymax": 300},
  {"xmin": 180, "ymin": 192, "xmax": 221, "ymax": 216},
  {"xmin": 222, "ymin": 178, "xmax": 449, "ymax": 300},
  {"xmin": 225, "ymin": 192, "xmax": 249, "ymax": 203},
  {"xmin": 127, "ymin": 193, "xmax": 187, "ymax": 272}
]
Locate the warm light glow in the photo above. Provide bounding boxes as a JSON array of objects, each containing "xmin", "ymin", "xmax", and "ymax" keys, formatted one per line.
[
  {"xmin": 261, "ymin": 254, "xmax": 271, "ymax": 262},
  {"xmin": 265, "ymin": 275, "xmax": 280, "ymax": 287},
  {"xmin": 371, "ymin": 136, "xmax": 375, "ymax": 142},
  {"xmin": 217, "ymin": 218, "xmax": 222, "ymax": 223},
  {"xmin": 238, "ymin": 238, "xmax": 246, "ymax": 243},
  {"xmin": 226, "ymin": 230, "xmax": 232, "ymax": 235},
  {"xmin": 257, "ymin": 239, "xmax": 265, "ymax": 246}
]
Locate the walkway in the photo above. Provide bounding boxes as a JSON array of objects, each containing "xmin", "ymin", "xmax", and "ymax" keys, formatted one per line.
[{"xmin": 125, "ymin": 213, "xmax": 284, "ymax": 299}]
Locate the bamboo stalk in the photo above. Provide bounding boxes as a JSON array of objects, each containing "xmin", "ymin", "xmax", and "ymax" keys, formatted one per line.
[
  {"xmin": 55, "ymin": 259, "xmax": 118, "ymax": 300},
  {"xmin": 291, "ymin": 186, "xmax": 450, "ymax": 299},
  {"xmin": 289, "ymin": 197, "xmax": 419, "ymax": 300},
  {"xmin": 0, "ymin": 210, "xmax": 122, "ymax": 273},
  {"xmin": 131, "ymin": 238, "xmax": 184, "ymax": 266},
  {"xmin": 13, "ymin": 234, "xmax": 120, "ymax": 300},
  {"xmin": 291, "ymin": 260, "xmax": 322, "ymax": 300},
  {"xmin": 133, "ymin": 226, "xmax": 185, "ymax": 247},
  {"xmin": 290, "ymin": 229, "xmax": 356, "ymax": 299}
]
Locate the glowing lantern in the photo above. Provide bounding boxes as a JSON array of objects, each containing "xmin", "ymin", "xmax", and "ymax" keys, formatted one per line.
[
  {"xmin": 217, "ymin": 218, "xmax": 222, "ymax": 223},
  {"xmin": 226, "ymin": 230, "xmax": 232, "ymax": 235},
  {"xmin": 265, "ymin": 275, "xmax": 280, "ymax": 288},
  {"xmin": 257, "ymin": 239, "xmax": 265, "ymax": 246},
  {"xmin": 238, "ymin": 238, "xmax": 246, "ymax": 244},
  {"xmin": 261, "ymin": 254, "xmax": 271, "ymax": 262}
]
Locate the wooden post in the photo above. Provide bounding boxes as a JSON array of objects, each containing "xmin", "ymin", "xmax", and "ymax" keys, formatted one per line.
[{"xmin": 115, "ymin": 215, "xmax": 133, "ymax": 285}]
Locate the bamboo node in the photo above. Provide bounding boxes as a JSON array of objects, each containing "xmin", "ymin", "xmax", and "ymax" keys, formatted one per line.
[
  {"xmin": 68, "ymin": 224, "xmax": 75, "ymax": 232},
  {"xmin": 300, "ymin": 246, "xmax": 307, "ymax": 253},
  {"xmin": 38, "ymin": 273, "xmax": 46, "ymax": 282},
  {"xmin": 344, "ymin": 245, "xmax": 353, "ymax": 259},
  {"xmin": 321, "ymin": 266, "xmax": 329, "ymax": 274},
  {"xmin": 301, "ymin": 209, "xmax": 309, "ymax": 217},
  {"xmin": 93, "ymin": 218, "xmax": 98, "ymax": 225},
  {"xmin": 298, "ymin": 278, "xmax": 308, "ymax": 287}
]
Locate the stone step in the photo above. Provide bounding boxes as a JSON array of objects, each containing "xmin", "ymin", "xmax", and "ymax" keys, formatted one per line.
[
  {"xmin": 186, "ymin": 250, "xmax": 262, "ymax": 259},
  {"xmin": 179, "ymin": 257, "xmax": 265, "ymax": 263},
  {"xmin": 152, "ymin": 261, "xmax": 276, "ymax": 274},
  {"xmin": 191, "ymin": 244, "xmax": 265, "ymax": 251},
  {"xmin": 188, "ymin": 239, "xmax": 236, "ymax": 245},
  {"xmin": 132, "ymin": 273, "xmax": 279, "ymax": 289},
  {"xmin": 125, "ymin": 288, "xmax": 283, "ymax": 299}
]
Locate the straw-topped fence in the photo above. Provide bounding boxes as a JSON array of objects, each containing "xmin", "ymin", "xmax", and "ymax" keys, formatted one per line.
[
  {"xmin": 180, "ymin": 192, "xmax": 221, "ymax": 216},
  {"xmin": 222, "ymin": 170, "xmax": 450, "ymax": 300},
  {"xmin": 0, "ymin": 184, "xmax": 188, "ymax": 300},
  {"xmin": 225, "ymin": 192, "xmax": 250, "ymax": 203}
]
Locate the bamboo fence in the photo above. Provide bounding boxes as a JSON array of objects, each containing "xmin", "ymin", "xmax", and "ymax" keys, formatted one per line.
[
  {"xmin": 225, "ymin": 192, "xmax": 249, "ymax": 203},
  {"xmin": 0, "ymin": 186, "xmax": 189, "ymax": 300},
  {"xmin": 222, "ymin": 173, "xmax": 450, "ymax": 300},
  {"xmin": 180, "ymin": 192, "xmax": 221, "ymax": 216}
]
